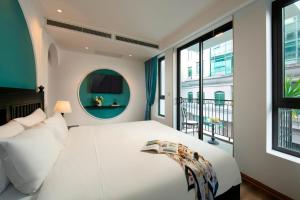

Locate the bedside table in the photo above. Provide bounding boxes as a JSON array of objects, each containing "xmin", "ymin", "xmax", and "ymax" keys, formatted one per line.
[{"xmin": 68, "ymin": 125, "xmax": 79, "ymax": 130}]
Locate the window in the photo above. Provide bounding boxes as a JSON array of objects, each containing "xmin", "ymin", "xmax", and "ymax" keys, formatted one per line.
[
  {"xmin": 188, "ymin": 67, "xmax": 192, "ymax": 78},
  {"xmin": 188, "ymin": 92, "xmax": 193, "ymax": 103},
  {"xmin": 196, "ymin": 62, "xmax": 200, "ymax": 74},
  {"xmin": 210, "ymin": 50, "xmax": 233, "ymax": 77},
  {"xmin": 286, "ymin": 32, "xmax": 296, "ymax": 41},
  {"xmin": 273, "ymin": 0, "xmax": 300, "ymax": 158},
  {"xmin": 158, "ymin": 57, "xmax": 165, "ymax": 117},
  {"xmin": 214, "ymin": 91, "xmax": 225, "ymax": 106}
]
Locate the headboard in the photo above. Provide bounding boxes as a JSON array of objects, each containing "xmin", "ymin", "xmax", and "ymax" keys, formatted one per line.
[{"xmin": 0, "ymin": 86, "xmax": 44, "ymax": 125}]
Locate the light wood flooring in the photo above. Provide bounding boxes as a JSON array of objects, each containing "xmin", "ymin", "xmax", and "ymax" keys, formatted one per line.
[{"xmin": 241, "ymin": 181, "xmax": 283, "ymax": 200}]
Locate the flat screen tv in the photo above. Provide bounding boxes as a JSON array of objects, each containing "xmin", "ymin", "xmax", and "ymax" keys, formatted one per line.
[{"xmin": 90, "ymin": 74, "xmax": 123, "ymax": 94}]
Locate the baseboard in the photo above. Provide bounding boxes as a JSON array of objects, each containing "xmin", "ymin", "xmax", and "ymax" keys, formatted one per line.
[{"xmin": 241, "ymin": 173, "xmax": 293, "ymax": 200}]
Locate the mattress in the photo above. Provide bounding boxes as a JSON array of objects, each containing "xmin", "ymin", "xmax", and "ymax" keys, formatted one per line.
[{"xmin": 36, "ymin": 121, "xmax": 241, "ymax": 200}]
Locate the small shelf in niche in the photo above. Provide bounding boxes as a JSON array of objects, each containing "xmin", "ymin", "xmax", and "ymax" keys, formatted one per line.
[{"xmin": 84, "ymin": 105, "xmax": 126, "ymax": 109}]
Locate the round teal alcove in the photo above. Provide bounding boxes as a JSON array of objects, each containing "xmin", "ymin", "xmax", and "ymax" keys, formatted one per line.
[{"xmin": 79, "ymin": 69, "xmax": 130, "ymax": 119}]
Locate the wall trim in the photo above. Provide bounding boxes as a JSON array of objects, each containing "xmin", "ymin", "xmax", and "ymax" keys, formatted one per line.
[{"xmin": 241, "ymin": 173, "xmax": 293, "ymax": 200}]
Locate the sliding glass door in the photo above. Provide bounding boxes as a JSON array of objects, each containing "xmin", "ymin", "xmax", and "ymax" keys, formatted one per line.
[
  {"xmin": 177, "ymin": 42, "xmax": 201, "ymax": 138},
  {"xmin": 177, "ymin": 22, "xmax": 234, "ymax": 149}
]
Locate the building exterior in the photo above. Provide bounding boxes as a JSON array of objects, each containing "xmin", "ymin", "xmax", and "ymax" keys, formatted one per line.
[{"xmin": 180, "ymin": 34, "xmax": 233, "ymax": 104}]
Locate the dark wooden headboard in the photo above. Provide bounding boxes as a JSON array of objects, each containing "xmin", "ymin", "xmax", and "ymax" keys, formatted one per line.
[{"xmin": 0, "ymin": 86, "xmax": 45, "ymax": 125}]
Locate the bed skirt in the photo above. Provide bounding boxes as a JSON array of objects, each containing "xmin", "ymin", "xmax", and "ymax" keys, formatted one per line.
[{"xmin": 215, "ymin": 184, "xmax": 240, "ymax": 200}]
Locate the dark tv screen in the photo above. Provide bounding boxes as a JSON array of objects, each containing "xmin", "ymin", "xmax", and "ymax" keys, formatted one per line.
[{"xmin": 90, "ymin": 74, "xmax": 123, "ymax": 93}]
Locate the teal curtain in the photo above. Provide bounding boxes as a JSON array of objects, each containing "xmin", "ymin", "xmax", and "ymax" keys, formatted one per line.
[{"xmin": 144, "ymin": 56, "xmax": 158, "ymax": 120}]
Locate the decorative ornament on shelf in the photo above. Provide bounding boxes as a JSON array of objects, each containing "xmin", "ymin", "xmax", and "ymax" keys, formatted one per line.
[{"xmin": 95, "ymin": 96, "xmax": 104, "ymax": 107}]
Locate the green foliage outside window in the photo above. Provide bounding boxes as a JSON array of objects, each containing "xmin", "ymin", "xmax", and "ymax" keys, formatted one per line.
[{"xmin": 285, "ymin": 78, "xmax": 300, "ymax": 119}]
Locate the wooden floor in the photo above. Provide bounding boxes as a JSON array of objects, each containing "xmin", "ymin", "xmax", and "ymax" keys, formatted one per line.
[{"xmin": 241, "ymin": 181, "xmax": 278, "ymax": 200}]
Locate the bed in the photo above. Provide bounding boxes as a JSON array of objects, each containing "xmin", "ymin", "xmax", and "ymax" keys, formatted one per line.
[{"xmin": 0, "ymin": 86, "xmax": 241, "ymax": 200}]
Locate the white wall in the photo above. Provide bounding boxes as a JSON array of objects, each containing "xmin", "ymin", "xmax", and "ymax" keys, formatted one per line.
[
  {"xmin": 18, "ymin": 0, "xmax": 57, "ymax": 110},
  {"xmin": 160, "ymin": 0, "xmax": 254, "ymax": 50},
  {"xmin": 49, "ymin": 49, "xmax": 146, "ymax": 126},
  {"xmin": 234, "ymin": 0, "xmax": 300, "ymax": 199}
]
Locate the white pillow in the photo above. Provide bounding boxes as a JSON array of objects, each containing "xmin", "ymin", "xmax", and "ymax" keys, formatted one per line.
[
  {"xmin": 0, "ymin": 121, "xmax": 25, "ymax": 139},
  {"xmin": 44, "ymin": 113, "xmax": 68, "ymax": 145},
  {"xmin": 0, "ymin": 126, "xmax": 62, "ymax": 194},
  {"xmin": 14, "ymin": 108, "xmax": 46, "ymax": 128},
  {"xmin": 0, "ymin": 120, "xmax": 25, "ymax": 193}
]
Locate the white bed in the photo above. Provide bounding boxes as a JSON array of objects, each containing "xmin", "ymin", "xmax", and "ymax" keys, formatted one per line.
[
  {"xmin": 0, "ymin": 120, "xmax": 240, "ymax": 200},
  {"xmin": 0, "ymin": 185, "xmax": 36, "ymax": 200}
]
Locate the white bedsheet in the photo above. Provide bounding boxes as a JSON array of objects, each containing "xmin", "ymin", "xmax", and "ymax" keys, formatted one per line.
[
  {"xmin": 37, "ymin": 121, "xmax": 241, "ymax": 200},
  {"xmin": 0, "ymin": 185, "xmax": 36, "ymax": 200}
]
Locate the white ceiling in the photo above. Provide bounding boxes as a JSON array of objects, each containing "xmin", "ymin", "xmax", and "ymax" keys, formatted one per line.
[{"xmin": 35, "ymin": 0, "xmax": 249, "ymax": 60}]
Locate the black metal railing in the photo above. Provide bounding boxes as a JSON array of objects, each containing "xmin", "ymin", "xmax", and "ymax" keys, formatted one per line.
[
  {"xmin": 180, "ymin": 98, "xmax": 233, "ymax": 142},
  {"xmin": 279, "ymin": 109, "xmax": 300, "ymax": 152}
]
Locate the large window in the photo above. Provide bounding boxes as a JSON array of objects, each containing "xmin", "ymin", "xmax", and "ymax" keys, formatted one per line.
[
  {"xmin": 273, "ymin": 0, "xmax": 300, "ymax": 157},
  {"xmin": 214, "ymin": 91, "xmax": 225, "ymax": 106},
  {"xmin": 188, "ymin": 67, "xmax": 192, "ymax": 78},
  {"xmin": 158, "ymin": 57, "xmax": 165, "ymax": 117},
  {"xmin": 188, "ymin": 92, "xmax": 193, "ymax": 103}
]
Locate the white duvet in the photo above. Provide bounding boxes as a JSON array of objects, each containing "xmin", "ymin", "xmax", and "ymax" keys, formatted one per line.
[{"xmin": 36, "ymin": 121, "xmax": 241, "ymax": 200}]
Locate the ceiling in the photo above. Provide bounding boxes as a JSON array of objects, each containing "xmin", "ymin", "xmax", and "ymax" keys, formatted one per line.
[{"xmin": 35, "ymin": 0, "xmax": 246, "ymax": 60}]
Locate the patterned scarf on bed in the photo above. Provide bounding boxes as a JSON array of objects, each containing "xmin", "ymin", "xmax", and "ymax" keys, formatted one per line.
[
  {"xmin": 168, "ymin": 143, "xmax": 218, "ymax": 200},
  {"xmin": 143, "ymin": 141, "xmax": 218, "ymax": 200}
]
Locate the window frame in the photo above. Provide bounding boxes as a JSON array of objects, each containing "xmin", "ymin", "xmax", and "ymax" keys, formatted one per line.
[
  {"xmin": 272, "ymin": 0, "xmax": 300, "ymax": 158},
  {"xmin": 176, "ymin": 21, "xmax": 232, "ymax": 137},
  {"xmin": 158, "ymin": 56, "xmax": 165, "ymax": 117}
]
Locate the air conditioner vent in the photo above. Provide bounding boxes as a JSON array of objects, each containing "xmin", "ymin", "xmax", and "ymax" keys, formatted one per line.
[
  {"xmin": 115, "ymin": 35, "xmax": 159, "ymax": 49},
  {"xmin": 47, "ymin": 19, "xmax": 159, "ymax": 49},
  {"xmin": 47, "ymin": 19, "xmax": 112, "ymax": 39}
]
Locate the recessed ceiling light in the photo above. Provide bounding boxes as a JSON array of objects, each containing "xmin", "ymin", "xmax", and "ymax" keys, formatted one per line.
[
  {"xmin": 129, "ymin": 54, "xmax": 132, "ymax": 57},
  {"xmin": 57, "ymin": 9, "xmax": 62, "ymax": 13},
  {"xmin": 85, "ymin": 47, "xmax": 89, "ymax": 50}
]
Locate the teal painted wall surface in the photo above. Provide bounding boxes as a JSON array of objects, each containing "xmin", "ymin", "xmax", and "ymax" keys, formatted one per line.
[
  {"xmin": 0, "ymin": 0, "xmax": 36, "ymax": 89},
  {"xmin": 79, "ymin": 69, "xmax": 130, "ymax": 119}
]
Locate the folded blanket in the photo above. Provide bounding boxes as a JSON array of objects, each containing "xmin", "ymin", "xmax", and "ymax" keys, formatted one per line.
[{"xmin": 142, "ymin": 141, "xmax": 218, "ymax": 200}]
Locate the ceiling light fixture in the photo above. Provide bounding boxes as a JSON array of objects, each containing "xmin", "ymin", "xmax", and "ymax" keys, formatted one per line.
[
  {"xmin": 215, "ymin": 32, "xmax": 224, "ymax": 37},
  {"xmin": 57, "ymin": 9, "xmax": 62, "ymax": 13},
  {"xmin": 129, "ymin": 54, "xmax": 132, "ymax": 57},
  {"xmin": 85, "ymin": 47, "xmax": 89, "ymax": 50}
]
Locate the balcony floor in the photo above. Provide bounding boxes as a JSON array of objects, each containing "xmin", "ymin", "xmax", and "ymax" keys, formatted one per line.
[{"xmin": 183, "ymin": 130, "xmax": 233, "ymax": 156}]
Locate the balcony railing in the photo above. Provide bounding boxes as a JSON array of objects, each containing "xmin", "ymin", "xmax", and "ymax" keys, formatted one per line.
[
  {"xmin": 180, "ymin": 98, "xmax": 233, "ymax": 143},
  {"xmin": 278, "ymin": 109, "xmax": 300, "ymax": 152}
]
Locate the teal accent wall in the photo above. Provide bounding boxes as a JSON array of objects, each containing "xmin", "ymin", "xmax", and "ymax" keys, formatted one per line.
[
  {"xmin": 0, "ymin": 0, "xmax": 36, "ymax": 89},
  {"xmin": 79, "ymin": 69, "xmax": 130, "ymax": 119}
]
